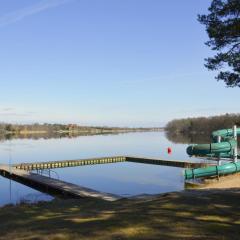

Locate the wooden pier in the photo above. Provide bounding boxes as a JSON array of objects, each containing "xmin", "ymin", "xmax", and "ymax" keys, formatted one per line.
[
  {"xmin": 126, "ymin": 156, "xmax": 212, "ymax": 168},
  {"xmin": 0, "ymin": 165, "xmax": 120, "ymax": 201}
]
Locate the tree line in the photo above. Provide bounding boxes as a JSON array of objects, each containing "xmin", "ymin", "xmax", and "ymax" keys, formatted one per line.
[
  {"xmin": 165, "ymin": 114, "xmax": 240, "ymax": 135},
  {"xmin": 0, "ymin": 123, "xmax": 159, "ymax": 135},
  {"xmin": 0, "ymin": 123, "xmax": 68, "ymax": 133}
]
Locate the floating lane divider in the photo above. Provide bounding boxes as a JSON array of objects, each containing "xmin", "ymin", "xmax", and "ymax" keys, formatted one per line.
[{"xmin": 14, "ymin": 156, "xmax": 127, "ymax": 171}]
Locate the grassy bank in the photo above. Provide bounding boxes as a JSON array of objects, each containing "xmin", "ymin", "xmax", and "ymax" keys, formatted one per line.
[{"xmin": 1, "ymin": 189, "xmax": 240, "ymax": 240}]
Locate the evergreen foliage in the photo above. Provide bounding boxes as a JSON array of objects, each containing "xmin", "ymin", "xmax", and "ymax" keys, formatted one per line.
[{"xmin": 198, "ymin": 0, "xmax": 240, "ymax": 87}]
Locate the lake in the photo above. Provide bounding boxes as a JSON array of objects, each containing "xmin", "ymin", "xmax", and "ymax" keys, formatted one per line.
[{"xmin": 0, "ymin": 131, "xmax": 207, "ymax": 206}]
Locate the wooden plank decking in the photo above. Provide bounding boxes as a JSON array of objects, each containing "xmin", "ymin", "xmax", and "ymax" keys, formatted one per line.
[
  {"xmin": 126, "ymin": 156, "xmax": 213, "ymax": 168},
  {"xmin": 0, "ymin": 165, "xmax": 120, "ymax": 201}
]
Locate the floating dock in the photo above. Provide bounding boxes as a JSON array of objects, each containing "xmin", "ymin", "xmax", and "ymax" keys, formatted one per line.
[
  {"xmin": 126, "ymin": 156, "xmax": 211, "ymax": 168},
  {"xmin": 13, "ymin": 155, "xmax": 211, "ymax": 171},
  {"xmin": 0, "ymin": 156, "xmax": 214, "ymax": 201}
]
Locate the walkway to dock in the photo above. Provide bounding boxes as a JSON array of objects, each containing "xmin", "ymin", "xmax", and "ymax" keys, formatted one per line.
[
  {"xmin": 0, "ymin": 165, "xmax": 120, "ymax": 201},
  {"xmin": 126, "ymin": 156, "xmax": 211, "ymax": 168},
  {"xmin": 13, "ymin": 155, "xmax": 211, "ymax": 171}
]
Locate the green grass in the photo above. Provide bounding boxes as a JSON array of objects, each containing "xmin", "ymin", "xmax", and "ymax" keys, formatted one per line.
[{"xmin": 0, "ymin": 189, "xmax": 240, "ymax": 240}]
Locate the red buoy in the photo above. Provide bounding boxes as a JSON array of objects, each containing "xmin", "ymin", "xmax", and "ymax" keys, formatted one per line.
[{"xmin": 167, "ymin": 147, "xmax": 172, "ymax": 154}]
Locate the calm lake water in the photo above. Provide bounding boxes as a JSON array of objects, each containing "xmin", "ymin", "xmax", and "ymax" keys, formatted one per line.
[{"xmin": 0, "ymin": 131, "xmax": 207, "ymax": 206}]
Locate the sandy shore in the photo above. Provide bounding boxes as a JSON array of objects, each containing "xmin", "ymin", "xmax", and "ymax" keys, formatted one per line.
[{"xmin": 200, "ymin": 173, "xmax": 240, "ymax": 189}]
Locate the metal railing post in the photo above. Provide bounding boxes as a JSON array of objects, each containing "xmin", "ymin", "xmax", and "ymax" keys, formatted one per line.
[
  {"xmin": 233, "ymin": 125, "xmax": 238, "ymax": 162},
  {"xmin": 217, "ymin": 135, "xmax": 222, "ymax": 165}
]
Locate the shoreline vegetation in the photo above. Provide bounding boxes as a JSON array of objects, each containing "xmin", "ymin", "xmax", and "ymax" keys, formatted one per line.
[
  {"xmin": 0, "ymin": 123, "xmax": 163, "ymax": 140},
  {"xmin": 165, "ymin": 113, "xmax": 240, "ymax": 144},
  {"xmin": 166, "ymin": 113, "xmax": 240, "ymax": 135},
  {"xmin": 0, "ymin": 123, "xmax": 163, "ymax": 134}
]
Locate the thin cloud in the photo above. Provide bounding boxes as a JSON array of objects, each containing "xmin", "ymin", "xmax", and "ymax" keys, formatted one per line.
[
  {"xmin": 0, "ymin": 107, "xmax": 35, "ymax": 117},
  {"xmin": 0, "ymin": 0, "xmax": 73, "ymax": 27},
  {"xmin": 0, "ymin": 112, "xmax": 34, "ymax": 117},
  {"xmin": 1, "ymin": 107, "xmax": 15, "ymax": 112}
]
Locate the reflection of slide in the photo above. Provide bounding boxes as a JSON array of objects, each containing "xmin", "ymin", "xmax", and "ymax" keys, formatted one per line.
[{"xmin": 185, "ymin": 128, "xmax": 240, "ymax": 180}]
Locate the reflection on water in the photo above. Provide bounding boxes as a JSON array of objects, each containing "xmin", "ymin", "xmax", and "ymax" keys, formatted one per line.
[
  {"xmin": 165, "ymin": 130, "xmax": 240, "ymax": 146},
  {"xmin": 0, "ymin": 131, "xmax": 207, "ymax": 207},
  {"xmin": 0, "ymin": 177, "xmax": 53, "ymax": 206},
  {"xmin": 55, "ymin": 162, "xmax": 183, "ymax": 197},
  {"xmin": 165, "ymin": 131, "xmax": 211, "ymax": 144},
  {"xmin": 0, "ymin": 131, "xmax": 126, "ymax": 142}
]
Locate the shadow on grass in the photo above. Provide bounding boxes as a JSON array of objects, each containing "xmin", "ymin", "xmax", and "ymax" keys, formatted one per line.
[{"xmin": 0, "ymin": 189, "xmax": 240, "ymax": 240}]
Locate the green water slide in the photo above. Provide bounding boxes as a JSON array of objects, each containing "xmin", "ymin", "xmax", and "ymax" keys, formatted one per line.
[
  {"xmin": 185, "ymin": 161, "xmax": 240, "ymax": 180},
  {"xmin": 185, "ymin": 127, "xmax": 239, "ymax": 180},
  {"xmin": 186, "ymin": 139, "xmax": 237, "ymax": 156},
  {"xmin": 212, "ymin": 128, "xmax": 240, "ymax": 140},
  {"xmin": 186, "ymin": 128, "xmax": 240, "ymax": 157}
]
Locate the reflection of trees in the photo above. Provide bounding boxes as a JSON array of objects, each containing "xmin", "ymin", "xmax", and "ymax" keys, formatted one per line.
[
  {"xmin": 166, "ymin": 131, "xmax": 240, "ymax": 145},
  {"xmin": 165, "ymin": 131, "xmax": 211, "ymax": 144},
  {"xmin": 0, "ymin": 132, "xmax": 127, "ymax": 141}
]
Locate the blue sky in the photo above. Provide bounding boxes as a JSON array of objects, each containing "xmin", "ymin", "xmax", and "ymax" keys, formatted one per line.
[{"xmin": 0, "ymin": 0, "xmax": 239, "ymax": 127}]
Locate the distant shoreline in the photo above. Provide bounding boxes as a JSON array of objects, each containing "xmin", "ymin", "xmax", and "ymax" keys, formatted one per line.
[
  {"xmin": 0, "ymin": 127, "xmax": 164, "ymax": 140},
  {"xmin": 0, "ymin": 123, "xmax": 163, "ymax": 136},
  {"xmin": 3, "ymin": 128, "xmax": 163, "ymax": 135}
]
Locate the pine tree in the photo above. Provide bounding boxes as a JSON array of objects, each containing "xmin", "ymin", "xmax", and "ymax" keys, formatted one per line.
[{"xmin": 198, "ymin": 0, "xmax": 240, "ymax": 87}]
